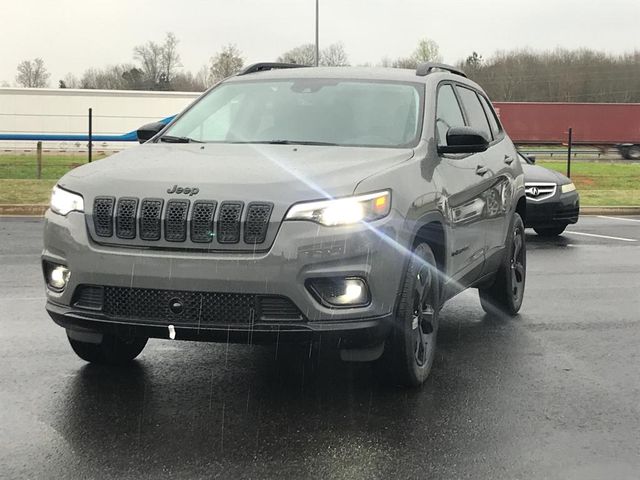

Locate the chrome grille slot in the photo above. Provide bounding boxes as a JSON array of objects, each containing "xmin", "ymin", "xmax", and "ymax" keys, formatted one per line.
[
  {"xmin": 191, "ymin": 201, "xmax": 217, "ymax": 243},
  {"xmin": 115, "ymin": 198, "xmax": 138, "ymax": 239},
  {"xmin": 244, "ymin": 202, "xmax": 273, "ymax": 244},
  {"xmin": 217, "ymin": 202, "xmax": 243, "ymax": 244},
  {"xmin": 139, "ymin": 199, "xmax": 163, "ymax": 241},
  {"xmin": 165, "ymin": 200, "xmax": 190, "ymax": 242},
  {"xmin": 93, "ymin": 197, "xmax": 114, "ymax": 237}
]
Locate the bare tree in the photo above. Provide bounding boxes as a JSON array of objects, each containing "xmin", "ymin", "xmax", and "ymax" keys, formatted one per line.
[
  {"xmin": 278, "ymin": 43, "xmax": 350, "ymax": 67},
  {"xmin": 16, "ymin": 58, "xmax": 50, "ymax": 88},
  {"xmin": 59, "ymin": 73, "xmax": 80, "ymax": 89},
  {"xmin": 277, "ymin": 44, "xmax": 316, "ymax": 65},
  {"xmin": 160, "ymin": 32, "xmax": 181, "ymax": 84},
  {"xmin": 321, "ymin": 43, "xmax": 349, "ymax": 66},
  {"xmin": 209, "ymin": 44, "xmax": 244, "ymax": 83},
  {"xmin": 413, "ymin": 38, "xmax": 442, "ymax": 63},
  {"xmin": 134, "ymin": 32, "xmax": 181, "ymax": 88}
]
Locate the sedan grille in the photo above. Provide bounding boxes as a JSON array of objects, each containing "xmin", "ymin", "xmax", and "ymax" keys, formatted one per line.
[
  {"xmin": 525, "ymin": 183, "xmax": 557, "ymax": 202},
  {"xmin": 72, "ymin": 285, "xmax": 304, "ymax": 325}
]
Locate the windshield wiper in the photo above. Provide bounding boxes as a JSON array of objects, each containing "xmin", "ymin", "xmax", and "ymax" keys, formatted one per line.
[
  {"xmin": 159, "ymin": 135, "xmax": 202, "ymax": 143},
  {"xmin": 252, "ymin": 140, "xmax": 339, "ymax": 146}
]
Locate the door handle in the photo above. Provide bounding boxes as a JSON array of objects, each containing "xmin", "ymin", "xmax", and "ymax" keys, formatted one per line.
[
  {"xmin": 476, "ymin": 165, "xmax": 488, "ymax": 176},
  {"xmin": 504, "ymin": 155, "xmax": 515, "ymax": 165}
]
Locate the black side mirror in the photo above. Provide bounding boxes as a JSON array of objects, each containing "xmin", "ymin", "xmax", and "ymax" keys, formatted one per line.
[
  {"xmin": 136, "ymin": 121, "xmax": 166, "ymax": 143},
  {"xmin": 438, "ymin": 126, "xmax": 490, "ymax": 154},
  {"xmin": 526, "ymin": 155, "xmax": 536, "ymax": 164}
]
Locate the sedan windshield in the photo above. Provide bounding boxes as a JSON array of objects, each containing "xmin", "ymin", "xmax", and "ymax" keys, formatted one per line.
[{"xmin": 162, "ymin": 79, "xmax": 424, "ymax": 148}]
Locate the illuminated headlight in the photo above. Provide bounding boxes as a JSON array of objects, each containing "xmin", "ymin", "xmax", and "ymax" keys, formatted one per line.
[
  {"xmin": 50, "ymin": 185, "xmax": 84, "ymax": 216},
  {"xmin": 561, "ymin": 183, "xmax": 576, "ymax": 194},
  {"xmin": 285, "ymin": 190, "xmax": 391, "ymax": 226},
  {"xmin": 44, "ymin": 262, "xmax": 70, "ymax": 291}
]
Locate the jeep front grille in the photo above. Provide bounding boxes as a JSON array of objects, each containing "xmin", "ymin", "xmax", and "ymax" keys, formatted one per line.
[
  {"xmin": 72, "ymin": 285, "xmax": 304, "ymax": 324},
  {"xmin": 90, "ymin": 196, "xmax": 276, "ymax": 250}
]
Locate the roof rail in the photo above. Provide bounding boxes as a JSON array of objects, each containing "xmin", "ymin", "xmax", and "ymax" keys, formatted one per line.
[
  {"xmin": 237, "ymin": 62, "xmax": 309, "ymax": 76},
  {"xmin": 416, "ymin": 62, "xmax": 467, "ymax": 78}
]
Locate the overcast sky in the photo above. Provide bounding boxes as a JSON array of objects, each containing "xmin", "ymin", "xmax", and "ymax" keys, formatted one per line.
[{"xmin": 2, "ymin": 0, "xmax": 639, "ymax": 86}]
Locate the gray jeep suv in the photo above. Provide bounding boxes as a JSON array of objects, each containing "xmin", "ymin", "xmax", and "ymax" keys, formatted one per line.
[{"xmin": 43, "ymin": 63, "xmax": 527, "ymax": 386}]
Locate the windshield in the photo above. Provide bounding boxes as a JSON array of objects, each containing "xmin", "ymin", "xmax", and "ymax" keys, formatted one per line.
[{"xmin": 162, "ymin": 79, "xmax": 424, "ymax": 148}]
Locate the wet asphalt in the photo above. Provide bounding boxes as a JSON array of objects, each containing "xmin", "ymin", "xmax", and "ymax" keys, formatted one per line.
[{"xmin": 1, "ymin": 216, "xmax": 639, "ymax": 479}]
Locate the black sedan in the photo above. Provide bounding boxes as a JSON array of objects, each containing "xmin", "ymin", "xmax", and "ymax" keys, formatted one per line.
[{"xmin": 520, "ymin": 153, "xmax": 580, "ymax": 236}]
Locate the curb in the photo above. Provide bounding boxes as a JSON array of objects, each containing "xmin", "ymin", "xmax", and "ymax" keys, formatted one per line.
[
  {"xmin": 2, "ymin": 204, "xmax": 640, "ymax": 217},
  {"xmin": 0, "ymin": 204, "xmax": 48, "ymax": 216},
  {"xmin": 580, "ymin": 206, "xmax": 640, "ymax": 215}
]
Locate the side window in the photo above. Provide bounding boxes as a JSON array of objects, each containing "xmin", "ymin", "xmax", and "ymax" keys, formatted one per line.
[
  {"xmin": 456, "ymin": 86, "xmax": 492, "ymax": 141},
  {"xmin": 478, "ymin": 94, "xmax": 502, "ymax": 139},
  {"xmin": 435, "ymin": 84, "xmax": 465, "ymax": 145}
]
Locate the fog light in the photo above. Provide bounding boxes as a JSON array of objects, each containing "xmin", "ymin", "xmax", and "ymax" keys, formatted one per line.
[
  {"xmin": 47, "ymin": 264, "xmax": 70, "ymax": 291},
  {"xmin": 307, "ymin": 277, "xmax": 370, "ymax": 308}
]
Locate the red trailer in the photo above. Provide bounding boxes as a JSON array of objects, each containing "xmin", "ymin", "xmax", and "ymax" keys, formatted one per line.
[{"xmin": 493, "ymin": 102, "xmax": 640, "ymax": 159}]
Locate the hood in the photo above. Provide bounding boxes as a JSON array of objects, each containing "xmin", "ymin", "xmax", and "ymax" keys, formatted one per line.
[
  {"xmin": 60, "ymin": 143, "xmax": 414, "ymax": 202},
  {"xmin": 522, "ymin": 163, "xmax": 570, "ymax": 185}
]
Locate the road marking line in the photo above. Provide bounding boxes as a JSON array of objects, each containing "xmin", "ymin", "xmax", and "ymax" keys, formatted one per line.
[
  {"xmin": 597, "ymin": 216, "xmax": 640, "ymax": 223},
  {"xmin": 565, "ymin": 231, "xmax": 637, "ymax": 242}
]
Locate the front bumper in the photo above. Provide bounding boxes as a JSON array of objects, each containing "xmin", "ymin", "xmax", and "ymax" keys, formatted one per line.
[
  {"xmin": 526, "ymin": 190, "xmax": 580, "ymax": 227},
  {"xmin": 42, "ymin": 209, "xmax": 407, "ymax": 344}
]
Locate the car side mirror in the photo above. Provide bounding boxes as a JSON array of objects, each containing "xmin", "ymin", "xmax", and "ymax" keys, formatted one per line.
[
  {"xmin": 526, "ymin": 155, "xmax": 536, "ymax": 164},
  {"xmin": 136, "ymin": 121, "xmax": 166, "ymax": 143},
  {"xmin": 438, "ymin": 126, "xmax": 490, "ymax": 154}
]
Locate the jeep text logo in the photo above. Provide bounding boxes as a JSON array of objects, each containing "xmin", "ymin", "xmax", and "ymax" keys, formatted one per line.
[{"xmin": 167, "ymin": 185, "xmax": 199, "ymax": 196}]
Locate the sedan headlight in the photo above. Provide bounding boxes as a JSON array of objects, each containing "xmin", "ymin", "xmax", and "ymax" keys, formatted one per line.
[
  {"xmin": 561, "ymin": 183, "xmax": 576, "ymax": 194},
  {"xmin": 285, "ymin": 190, "xmax": 391, "ymax": 226},
  {"xmin": 50, "ymin": 185, "xmax": 84, "ymax": 216}
]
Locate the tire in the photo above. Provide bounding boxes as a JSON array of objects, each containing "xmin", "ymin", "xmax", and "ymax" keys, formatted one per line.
[
  {"xmin": 479, "ymin": 213, "xmax": 526, "ymax": 316},
  {"xmin": 534, "ymin": 224, "xmax": 567, "ymax": 237},
  {"xmin": 626, "ymin": 145, "xmax": 640, "ymax": 160},
  {"xmin": 67, "ymin": 330, "xmax": 147, "ymax": 365},
  {"xmin": 378, "ymin": 243, "xmax": 440, "ymax": 387}
]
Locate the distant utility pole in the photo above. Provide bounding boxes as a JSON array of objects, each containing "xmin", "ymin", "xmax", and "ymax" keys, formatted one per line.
[{"xmin": 315, "ymin": 0, "xmax": 319, "ymax": 66}]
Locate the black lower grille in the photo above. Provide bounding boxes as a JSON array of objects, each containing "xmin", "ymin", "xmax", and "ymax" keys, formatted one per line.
[
  {"xmin": 72, "ymin": 285, "xmax": 104, "ymax": 311},
  {"xmin": 73, "ymin": 285, "xmax": 304, "ymax": 325}
]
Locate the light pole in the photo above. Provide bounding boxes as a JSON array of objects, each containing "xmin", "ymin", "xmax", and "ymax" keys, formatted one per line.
[{"xmin": 315, "ymin": 0, "xmax": 319, "ymax": 66}]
